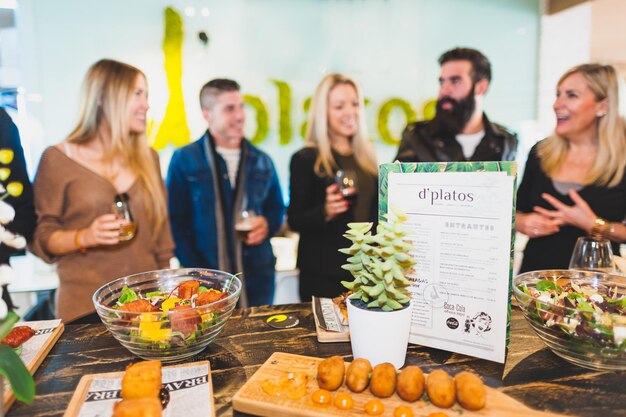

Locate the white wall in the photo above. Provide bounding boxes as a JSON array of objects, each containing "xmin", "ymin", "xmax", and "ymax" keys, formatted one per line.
[
  {"xmin": 17, "ymin": 0, "xmax": 541, "ymax": 199},
  {"xmin": 537, "ymin": 2, "xmax": 591, "ymax": 141}
]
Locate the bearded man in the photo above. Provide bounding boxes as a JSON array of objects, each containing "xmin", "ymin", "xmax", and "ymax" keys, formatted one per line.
[{"xmin": 395, "ymin": 47, "xmax": 517, "ymax": 163}]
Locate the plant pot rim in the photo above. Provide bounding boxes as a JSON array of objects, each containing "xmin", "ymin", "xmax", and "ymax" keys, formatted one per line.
[{"xmin": 348, "ymin": 297, "xmax": 411, "ymax": 312}]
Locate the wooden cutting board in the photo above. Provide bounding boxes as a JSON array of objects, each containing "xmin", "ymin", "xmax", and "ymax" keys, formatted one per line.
[
  {"xmin": 63, "ymin": 361, "xmax": 214, "ymax": 417},
  {"xmin": 232, "ymin": 352, "xmax": 566, "ymax": 417},
  {"xmin": 3, "ymin": 320, "xmax": 64, "ymax": 413}
]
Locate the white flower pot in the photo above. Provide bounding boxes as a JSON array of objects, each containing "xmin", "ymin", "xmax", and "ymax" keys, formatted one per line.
[{"xmin": 347, "ymin": 299, "xmax": 412, "ymax": 368}]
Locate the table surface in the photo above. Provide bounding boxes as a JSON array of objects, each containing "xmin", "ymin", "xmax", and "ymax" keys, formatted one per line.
[{"xmin": 7, "ymin": 303, "xmax": 626, "ymax": 417}]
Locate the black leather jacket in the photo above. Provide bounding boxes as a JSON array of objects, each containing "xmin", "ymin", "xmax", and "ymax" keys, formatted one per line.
[{"xmin": 394, "ymin": 113, "xmax": 518, "ymax": 162}]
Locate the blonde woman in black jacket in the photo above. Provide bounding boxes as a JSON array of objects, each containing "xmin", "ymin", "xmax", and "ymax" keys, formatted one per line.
[{"xmin": 288, "ymin": 74, "xmax": 377, "ymax": 301}]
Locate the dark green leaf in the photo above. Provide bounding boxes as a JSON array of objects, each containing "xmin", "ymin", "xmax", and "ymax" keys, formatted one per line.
[{"xmin": 0, "ymin": 344, "xmax": 34, "ymax": 403}]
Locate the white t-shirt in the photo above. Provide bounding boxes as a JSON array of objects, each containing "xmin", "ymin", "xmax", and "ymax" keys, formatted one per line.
[
  {"xmin": 215, "ymin": 146, "xmax": 241, "ymax": 187},
  {"xmin": 455, "ymin": 130, "xmax": 485, "ymax": 159}
]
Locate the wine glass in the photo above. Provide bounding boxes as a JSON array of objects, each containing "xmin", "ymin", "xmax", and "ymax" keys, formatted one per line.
[
  {"xmin": 568, "ymin": 236, "xmax": 616, "ymax": 272},
  {"xmin": 112, "ymin": 193, "xmax": 137, "ymax": 241},
  {"xmin": 334, "ymin": 169, "xmax": 358, "ymax": 204},
  {"xmin": 235, "ymin": 209, "xmax": 256, "ymax": 242}
]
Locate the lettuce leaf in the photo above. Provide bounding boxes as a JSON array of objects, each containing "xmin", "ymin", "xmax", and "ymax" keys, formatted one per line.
[{"xmin": 118, "ymin": 286, "xmax": 138, "ymax": 304}]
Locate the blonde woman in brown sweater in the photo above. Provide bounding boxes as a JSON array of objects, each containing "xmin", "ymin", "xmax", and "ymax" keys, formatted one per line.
[{"xmin": 31, "ymin": 59, "xmax": 174, "ymax": 322}]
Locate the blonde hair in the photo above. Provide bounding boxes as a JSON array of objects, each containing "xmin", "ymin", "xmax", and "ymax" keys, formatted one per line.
[
  {"xmin": 305, "ymin": 73, "xmax": 377, "ymax": 177},
  {"xmin": 66, "ymin": 59, "xmax": 167, "ymax": 239},
  {"xmin": 538, "ymin": 63, "xmax": 626, "ymax": 187}
]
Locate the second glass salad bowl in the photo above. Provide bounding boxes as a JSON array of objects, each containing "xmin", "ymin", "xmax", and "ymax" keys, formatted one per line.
[{"xmin": 513, "ymin": 269, "xmax": 626, "ymax": 371}]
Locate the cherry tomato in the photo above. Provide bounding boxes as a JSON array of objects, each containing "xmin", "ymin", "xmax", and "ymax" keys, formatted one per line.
[
  {"xmin": 365, "ymin": 399, "xmax": 385, "ymax": 415},
  {"xmin": 333, "ymin": 393, "xmax": 354, "ymax": 410},
  {"xmin": 394, "ymin": 405, "xmax": 414, "ymax": 417},
  {"xmin": 311, "ymin": 389, "xmax": 332, "ymax": 405}
]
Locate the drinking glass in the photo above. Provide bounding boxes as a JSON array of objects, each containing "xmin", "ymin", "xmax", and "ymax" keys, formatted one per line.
[
  {"xmin": 334, "ymin": 169, "xmax": 358, "ymax": 204},
  {"xmin": 568, "ymin": 236, "xmax": 616, "ymax": 272},
  {"xmin": 235, "ymin": 209, "xmax": 256, "ymax": 242},
  {"xmin": 113, "ymin": 193, "xmax": 137, "ymax": 241}
]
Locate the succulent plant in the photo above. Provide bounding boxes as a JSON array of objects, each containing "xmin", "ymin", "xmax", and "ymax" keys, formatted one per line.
[{"xmin": 340, "ymin": 211, "xmax": 415, "ymax": 311}]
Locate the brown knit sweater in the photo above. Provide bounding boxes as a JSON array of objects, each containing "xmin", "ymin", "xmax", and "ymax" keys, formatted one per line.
[{"xmin": 31, "ymin": 146, "xmax": 175, "ymax": 322}]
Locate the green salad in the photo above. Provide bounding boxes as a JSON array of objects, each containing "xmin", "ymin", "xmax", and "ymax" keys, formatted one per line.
[
  {"xmin": 112, "ymin": 279, "xmax": 228, "ymax": 349},
  {"xmin": 517, "ymin": 278, "xmax": 626, "ymax": 352}
]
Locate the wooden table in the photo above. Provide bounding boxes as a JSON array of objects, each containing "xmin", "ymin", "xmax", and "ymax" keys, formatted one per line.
[{"xmin": 7, "ymin": 303, "xmax": 626, "ymax": 417}]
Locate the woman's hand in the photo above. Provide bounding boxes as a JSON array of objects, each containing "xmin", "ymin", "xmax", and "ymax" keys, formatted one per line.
[
  {"xmin": 534, "ymin": 189, "xmax": 596, "ymax": 233},
  {"xmin": 324, "ymin": 183, "xmax": 348, "ymax": 221},
  {"xmin": 81, "ymin": 213, "xmax": 124, "ymax": 247},
  {"xmin": 516, "ymin": 212, "xmax": 560, "ymax": 238}
]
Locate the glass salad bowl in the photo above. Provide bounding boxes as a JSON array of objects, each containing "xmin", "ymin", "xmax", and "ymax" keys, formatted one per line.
[
  {"xmin": 513, "ymin": 269, "xmax": 626, "ymax": 371},
  {"xmin": 93, "ymin": 268, "xmax": 241, "ymax": 362}
]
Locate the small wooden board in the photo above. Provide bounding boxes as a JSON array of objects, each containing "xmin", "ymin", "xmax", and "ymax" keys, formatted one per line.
[
  {"xmin": 314, "ymin": 319, "xmax": 350, "ymax": 343},
  {"xmin": 3, "ymin": 320, "xmax": 64, "ymax": 413},
  {"xmin": 232, "ymin": 352, "xmax": 566, "ymax": 417},
  {"xmin": 63, "ymin": 361, "xmax": 215, "ymax": 417},
  {"xmin": 312, "ymin": 297, "xmax": 349, "ymax": 343}
]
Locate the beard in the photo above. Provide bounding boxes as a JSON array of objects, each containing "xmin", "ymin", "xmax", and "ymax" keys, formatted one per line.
[{"xmin": 431, "ymin": 86, "xmax": 477, "ymax": 135}]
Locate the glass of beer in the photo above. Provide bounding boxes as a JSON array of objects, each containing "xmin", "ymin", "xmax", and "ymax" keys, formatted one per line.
[
  {"xmin": 235, "ymin": 209, "xmax": 256, "ymax": 242},
  {"xmin": 113, "ymin": 193, "xmax": 137, "ymax": 241}
]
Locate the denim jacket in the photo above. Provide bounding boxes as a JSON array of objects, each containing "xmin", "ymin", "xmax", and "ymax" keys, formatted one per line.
[{"xmin": 166, "ymin": 132, "xmax": 284, "ymax": 306}]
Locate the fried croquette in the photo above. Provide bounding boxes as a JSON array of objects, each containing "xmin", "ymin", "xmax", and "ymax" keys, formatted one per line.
[
  {"xmin": 113, "ymin": 397, "xmax": 162, "ymax": 417},
  {"xmin": 426, "ymin": 369, "xmax": 455, "ymax": 408},
  {"xmin": 317, "ymin": 356, "xmax": 345, "ymax": 390},
  {"xmin": 396, "ymin": 365, "xmax": 425, "ymax": 402},
  {"xmin": 346, "ymin": 358, "xmax": 372, "ymax": 393},
  {"xmin": 455, "ymin": 371, "xmax": 486, "ymax": 410},
  {"xmin": 121, "ymin": 360, "xmax": 162, "ymax": 400},
  {"xmin": 369, "ymin": 362, "xmax": 397, "ymax": 398}
]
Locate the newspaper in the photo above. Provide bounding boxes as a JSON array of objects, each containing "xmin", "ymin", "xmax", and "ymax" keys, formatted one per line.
[
  {"xmin": 312, "ymin": 296, "xmax": 348, "ymax": 333},
  {"xmin": 76, "ymin": 363, "xmax": 213, "ymax": 417},
  {"xmin": 15, "ymin": 319, "xmax": 62, "ymax": 367}
]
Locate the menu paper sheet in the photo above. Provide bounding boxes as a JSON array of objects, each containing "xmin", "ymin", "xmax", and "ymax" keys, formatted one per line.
[
  {"xmin": 76, "ymin": 363, "xmax": 212, "ymax": 417},
  {"xmin": 380, "ymin": 162, "xmax": 516, "ymax": 363},
  {"xmin": 312, "ymin": 296, "xmax": 348, "ymax": 333}
]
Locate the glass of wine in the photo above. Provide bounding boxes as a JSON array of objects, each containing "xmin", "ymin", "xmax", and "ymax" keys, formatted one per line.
[
  {"xmin": 568, "ymin": 236, "xmax": 616, "ymax": 273},
  {"xmin": 113, "ymin": 193, "xmax": 137, "ymax": 241},
  {"xmin": 334, "ymin": 169, "xmax": 358, "ymax": 205},
  {"xmin": 235, "ymin": 209, "xmax": 256, "ymax": 242}
]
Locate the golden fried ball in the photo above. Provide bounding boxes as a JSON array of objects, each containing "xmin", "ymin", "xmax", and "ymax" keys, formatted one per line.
[
  {"xmin": 396, "ymin": 365, "xmax": 425, "ymax": 402},
  {"xmin": 426, "ymin": 369, "xmax": 455, "ymax": 408},
  {"xmin": 317, "ymin": 356, "xmax": 345, "ymax": 391},
  {"xmin": 455, "ymin": 371, "xmax": 486, "ymax": 411},
  {"xmin": 346, "ymin": 358, "xmax": 372, "ymax": 393},
  {"xmin": 369, "ymin": 362, "xmax": 397, "ymax": 398}
]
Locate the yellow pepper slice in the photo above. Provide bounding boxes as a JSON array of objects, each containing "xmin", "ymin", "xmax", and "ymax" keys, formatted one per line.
[{"xmin": 139, "ymin": 313, "xmax": 171, "ymax": 342}]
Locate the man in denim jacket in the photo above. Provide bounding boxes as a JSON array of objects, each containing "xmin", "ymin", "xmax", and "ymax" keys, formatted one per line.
[{"xmin": 167, "ymin": 79, "xmax": 284, "ymax": 307}]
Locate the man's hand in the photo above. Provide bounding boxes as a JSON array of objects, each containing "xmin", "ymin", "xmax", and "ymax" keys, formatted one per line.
[{"xmin": 245, "ymin": 215, "xmax": 269, "ymax": 246}]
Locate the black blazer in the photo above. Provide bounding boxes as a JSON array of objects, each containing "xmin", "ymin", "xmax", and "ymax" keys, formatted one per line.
[
  {"xmin": 0, "ymin": 109, "xmax": 36, "ymax": 265},
  {"xmin": 395, "ymin": 113, "xmax": 518, "ymax": 163}
]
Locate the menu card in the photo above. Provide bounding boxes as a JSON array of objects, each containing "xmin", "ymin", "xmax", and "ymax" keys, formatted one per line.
[{"xmin": 380, "ymin": 162, "xmax": 516, "ymax": 363}]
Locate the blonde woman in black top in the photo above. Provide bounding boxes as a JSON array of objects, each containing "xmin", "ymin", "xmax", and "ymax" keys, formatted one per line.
[
  {"xmin": 288, "ymin": 74, "xmax": 378, "ymax": 301},
  {"xmin": 517, "ymin": 64, "xmax": 626, "ymax": 272}
]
